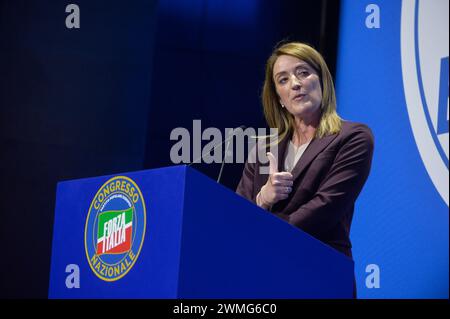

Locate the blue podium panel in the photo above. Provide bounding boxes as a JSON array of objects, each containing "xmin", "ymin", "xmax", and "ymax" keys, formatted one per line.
[
  {"xmin": 178, "ymin": 168, "xmax": 354, "ymax": 298},
  {"xmin": 49, "ymin": 165, "xmax": 353, "ymax": 298},
  {"xmin": 49, "ymin": 166, "xmax": 186, "ymax": 298}
]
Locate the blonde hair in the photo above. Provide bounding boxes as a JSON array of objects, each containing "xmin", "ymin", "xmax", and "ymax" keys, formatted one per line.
[{"xmin": 262, "ymin": 42, "xmax": 342, "ymax": 144}]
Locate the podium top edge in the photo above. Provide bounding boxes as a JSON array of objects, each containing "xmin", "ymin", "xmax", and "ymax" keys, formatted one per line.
[{"xmin": 56, "ymin": 164, "xmax": 190, "ymax": 185}]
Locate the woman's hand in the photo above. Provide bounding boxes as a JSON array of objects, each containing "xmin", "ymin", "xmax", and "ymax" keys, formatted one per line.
[{"xmin": 257, "ymin": 152, "xmax": 293, "ymax": 209}]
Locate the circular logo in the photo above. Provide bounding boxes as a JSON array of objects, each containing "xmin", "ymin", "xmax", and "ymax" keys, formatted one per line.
[
  {"xmin": 401, "ymin": 0, "xmax": 449, "ymax": 206},
  {"xmin": 84, "ymin": 176, "xmax": 146, "ymax": 281}
]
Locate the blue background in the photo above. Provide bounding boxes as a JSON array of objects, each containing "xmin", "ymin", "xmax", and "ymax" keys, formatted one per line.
[{"xmin": 336, "ymin": 0, "xmax": 448, "ymax": 298}]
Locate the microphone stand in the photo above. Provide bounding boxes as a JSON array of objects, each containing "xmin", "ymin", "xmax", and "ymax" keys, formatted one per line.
[{"xmin": 187, "ymin": 125, "xmax": 246, "ymax": 184}]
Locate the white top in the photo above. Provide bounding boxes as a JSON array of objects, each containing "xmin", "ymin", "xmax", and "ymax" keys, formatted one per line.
[{"xmin": 283, "ymin": 140, "xmax": 311, "ymax": 172}]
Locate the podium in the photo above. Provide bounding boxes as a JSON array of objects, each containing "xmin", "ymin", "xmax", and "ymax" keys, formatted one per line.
[{"xmin": 49, "ymin": 165, "xmax": 354, "ymax": 298}]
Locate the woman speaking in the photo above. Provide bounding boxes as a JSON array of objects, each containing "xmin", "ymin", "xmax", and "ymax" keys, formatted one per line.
[{"xmin": 236, "ymin": 42, "xmax": 374, "ymax": 292}]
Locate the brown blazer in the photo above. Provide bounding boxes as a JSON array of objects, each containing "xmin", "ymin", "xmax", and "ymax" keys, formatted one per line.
[{"xmin": 236, "ymin": 121, "xmax": 374, "ymax": 258}]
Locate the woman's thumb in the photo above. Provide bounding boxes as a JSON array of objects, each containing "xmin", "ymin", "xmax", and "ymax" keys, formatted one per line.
[{"xmin": 266, "ymin": 152, "xmax": 278, "ymax": 174}]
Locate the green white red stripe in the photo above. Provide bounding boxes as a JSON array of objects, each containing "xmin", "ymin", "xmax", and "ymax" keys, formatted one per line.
[{"xmin": 96, "ymin": 208, "xmax": 133, "ymax": 255}]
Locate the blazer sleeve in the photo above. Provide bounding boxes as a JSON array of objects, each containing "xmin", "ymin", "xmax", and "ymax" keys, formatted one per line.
[
  {"xmin": 236, "ymin": 142, "xmax": 263, "ymax": 203},
  {"xmin": 286, "ymin": 124, "xmax": 374, "ymax": 237},
  {"xmin": 236, "ymin": 158, "xmax": 256, "ymax": 204}
]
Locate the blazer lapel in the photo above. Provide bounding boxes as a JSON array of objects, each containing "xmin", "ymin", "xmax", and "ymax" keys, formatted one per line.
[
  {"xmin": 276, "ymin": 134, "xmax": 290, "ymax": 173},
  {"xmin": 290, "ymin": 132, "xmax": 339, "ymax": 181}
]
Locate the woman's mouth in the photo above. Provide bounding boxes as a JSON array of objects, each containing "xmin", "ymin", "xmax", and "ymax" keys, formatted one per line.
[{"xmin": 293, "ymin": 94, "xmax": 306, "ymax": 101}]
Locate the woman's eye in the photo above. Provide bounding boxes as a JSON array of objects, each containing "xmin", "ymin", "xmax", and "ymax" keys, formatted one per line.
[
  {"xmin": 279, "ymin": 78, "xmax": 288, "ymax": 84},
  {"xmin": 296, "ymin": 70, "xmax": 309, "ymax": 77}
]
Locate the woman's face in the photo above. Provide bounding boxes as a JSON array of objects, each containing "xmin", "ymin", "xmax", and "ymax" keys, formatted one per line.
[{"xmin": 273, "ymin": 55, "xmax": 322, "ymax": 122}]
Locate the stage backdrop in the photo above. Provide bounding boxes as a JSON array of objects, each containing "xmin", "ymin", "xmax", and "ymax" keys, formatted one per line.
[{"xmin": 336, "ymin": 0, "xmax": 448, "ymax": 298}]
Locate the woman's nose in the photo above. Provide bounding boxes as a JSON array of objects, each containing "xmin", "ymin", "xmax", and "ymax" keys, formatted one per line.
[{"xmin": 290, "ymin": 75, "xmax": 301, "ymax": 90}]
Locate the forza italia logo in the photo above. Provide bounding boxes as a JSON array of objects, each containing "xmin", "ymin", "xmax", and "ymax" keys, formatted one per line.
[
  {"xmin": 84, "ymin": 176, "xmax": 146, "ymax": 281},
  {"xmin": 96, "ymin": 208, "xmax": 133, "ymax": 255}
]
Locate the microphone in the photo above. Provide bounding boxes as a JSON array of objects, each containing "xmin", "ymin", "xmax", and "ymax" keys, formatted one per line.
[
  {"xmin": 188, "ymin": 125, "xmax": 247, "ymax": 183},
  {"xmin": 217, "ymin": 125, "xmax": 246, "ymax": 184}
]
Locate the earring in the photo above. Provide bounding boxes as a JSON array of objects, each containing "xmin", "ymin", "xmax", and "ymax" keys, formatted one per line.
[{"xmin": 281, "ymin": 104, "xmax": 285, "ymax": 108}]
